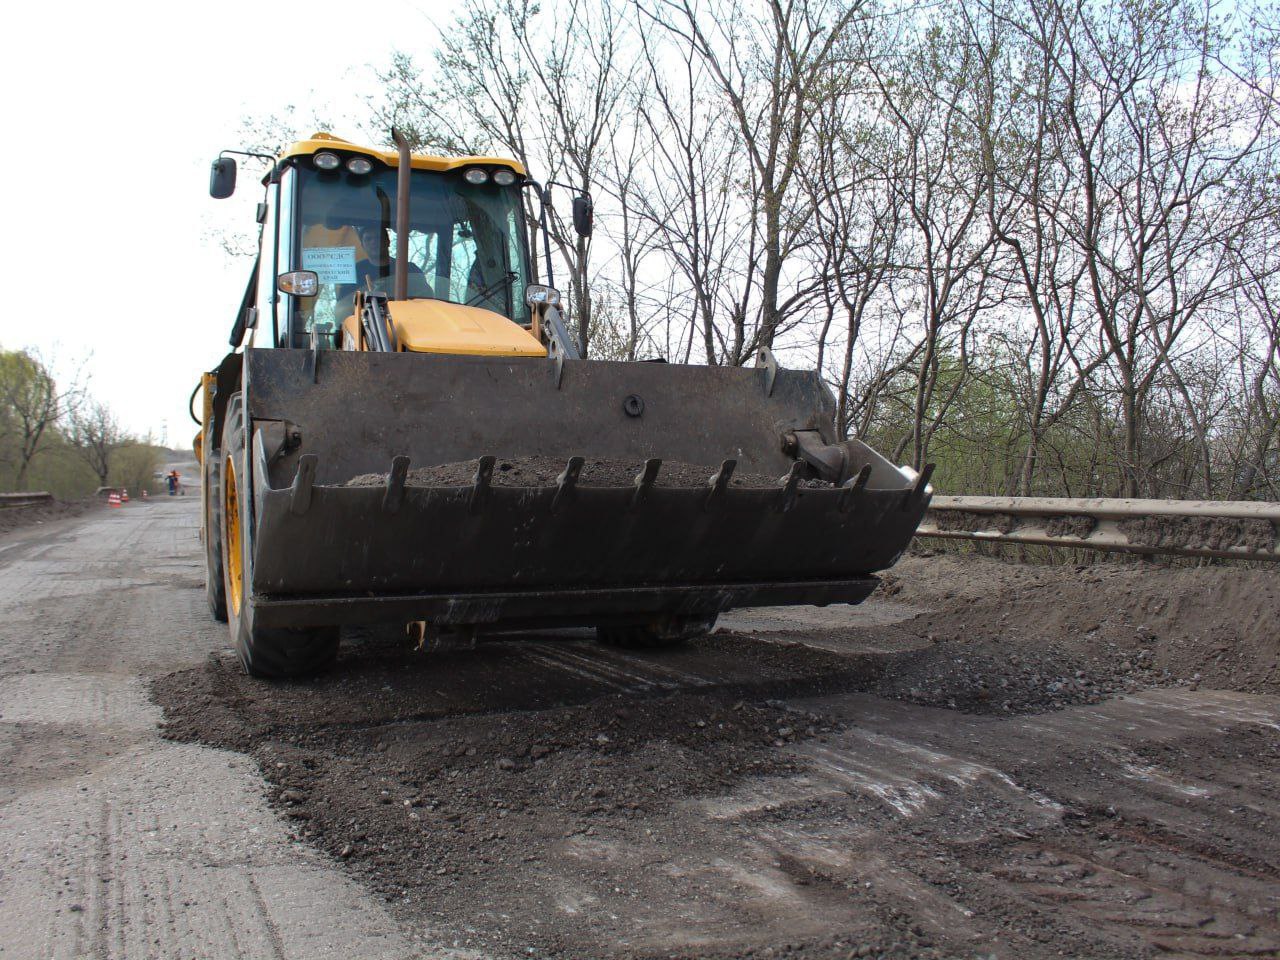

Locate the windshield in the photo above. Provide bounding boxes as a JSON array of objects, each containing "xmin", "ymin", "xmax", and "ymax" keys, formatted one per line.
[{"xmin": 294, "ymin": 162, "xmax": 531, "ymax": 338}]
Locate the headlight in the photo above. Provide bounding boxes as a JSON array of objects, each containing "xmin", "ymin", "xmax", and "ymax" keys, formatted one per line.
[
  {"xmin": 524, "ymin": 284, "xmax": 562, "ymax": 307},
  {"xmin": 462, "ymin": 167, "xmax": 490, "ymax": 185},
  {"xmin": 492, "ymin": 168, "xmax": 517, "ymax": 186},
  {"xmin": 313, "ymin": 151, "xmax": 341, "ymax": 171},
  {"xmin": 346, "ymin": 156, "xmax": 373, "ymax": 175}
]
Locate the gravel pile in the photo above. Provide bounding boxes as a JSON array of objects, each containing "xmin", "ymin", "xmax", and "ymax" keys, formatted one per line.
[{"xmin": 345, "ymin": 455, "xmax": 824, "ymax": 489}]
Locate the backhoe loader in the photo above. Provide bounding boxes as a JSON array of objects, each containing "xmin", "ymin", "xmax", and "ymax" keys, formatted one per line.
[{"xmin": 195, "ymin": 131, "xmax": 932, "ymax": 677}]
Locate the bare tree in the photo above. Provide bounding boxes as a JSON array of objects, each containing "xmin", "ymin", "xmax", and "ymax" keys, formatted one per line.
[
  {"xmin": 1224, "ymin": 231, "xmax": 1280, "ymax": 498},
  {"xmin": 627, "ymin": 17, "xmax": 763, "ymax": 365},
  {"xmin": 377, "ymin": 0, "xmax": 634, "ymax": 356},
  {"xmin": 866, "ymin": 18, "xmax": 1006, "ymax": 470},
  {"xmin": 1028, "ymin": 0, "xmax": 1278, "ymax": 495},
  {"xmin": 796, "ymin": 54, "xmax": 908, "ymax": 438},
  {"xmin": 638, "ymin": 0, "xmax": 874, "ymax": 353},
  {"xmin": 69, "ymin": 399, "xmax": 129, "ymax": 487},
  {"xmin": 0, "ymin": 349, "xmax": 81, "ymax": 490}
]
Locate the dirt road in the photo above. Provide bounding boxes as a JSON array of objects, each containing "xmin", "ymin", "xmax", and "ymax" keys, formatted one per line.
[
  {"xmin": 4, "ymin": 499, "xmax": 1278, "ymax": 959},
  {"xmin": 0, "ymin": 499, "xmax": 430, "ymax": 959}
]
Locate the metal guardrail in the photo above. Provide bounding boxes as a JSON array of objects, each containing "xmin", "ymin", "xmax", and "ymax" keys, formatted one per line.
[
  {"xmin": 0, "ymin": 492, "xmax": 53, "ymax": 509},
  {"xmin": 918, "ymin": 495, "xmax": 1280, "ymax": 562}
]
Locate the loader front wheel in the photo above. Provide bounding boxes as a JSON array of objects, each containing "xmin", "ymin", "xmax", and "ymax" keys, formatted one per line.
[
  {"xmin": 221, "ymin": 393, "xmax": 339, "ymax": 679},
  {"xmin": 596, "ymin": 616, "xmax": 716, "ymax": 649},
  {"xmin": 203, "ymin": 445, "xmax": 227, "ymax": 622}
]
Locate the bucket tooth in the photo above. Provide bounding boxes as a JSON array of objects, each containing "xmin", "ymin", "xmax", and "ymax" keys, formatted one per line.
[
  {"xmin": 756, "ymin": 346, "xmax": 778, "ymax": 396},
  {"xmin": 839, "ymin": 464, "xmax": 872, "ymax": 514},
  {"xmin": 383, "ymin": 456, "xmax": 410, "ymax": 514},
  {"xmin": 704, "ymin": 459, "xmax": 736, "ymax": 511},
  {"xmin": 551, "ymin": 456, "xmax": 585, "ymax": 513},
  {"xmin": 289, "ymin": 455, "xmax": 317, "ymax": 516},
  {"xmin": 903, "ymin": 462, "xmax": 935, "ymax": 509},
  {"xmin": 631, "ymin": 458, "xmax": 661, "ymax": 511},
  {"xmin": 469, "ymin": 456, "xmax": 496, "ymax": 515},
  {"xmin": 777, "ymin": 461, "xmax": 803, "ymax": 513}
]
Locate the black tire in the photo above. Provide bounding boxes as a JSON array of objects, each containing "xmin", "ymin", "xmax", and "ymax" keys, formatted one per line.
[
  {"xmin": 221, "ymin": 392, "xmax": 339, "ymax": 678},
  {"xmin": 596, "ymin": 615, "xmax": 717, "ymax": 649},
  {"xmin": 204, "ymin": 442, "xmax": 227, "ymax": 622}
]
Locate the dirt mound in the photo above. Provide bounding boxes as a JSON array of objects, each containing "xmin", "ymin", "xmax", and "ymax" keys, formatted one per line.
[
  {"xmin": 879, "ymin": 553, "xmax": 1280, "ymax": 697},
  {"xmin": 345, "ymin": 455, "xmax": 809, "ymax": 489},
  {"xmin": 155, "ymin": 632, "xmax": 878, "ymax": 958},
  {"xmin": 152, "ymin": 554, "xmax": 1280, "ymax": 959},
  {"xmin": 0, "ymin": 498, "xmax": 94, "ymax": 537},
  {"xmin": 927, "ymin": 509, "xmax": 1275, "ymax": 553}
]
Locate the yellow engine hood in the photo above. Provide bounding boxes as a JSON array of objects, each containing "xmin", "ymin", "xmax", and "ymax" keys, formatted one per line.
[{"xmin": 388, "ymin": 300, "xmax": 547, "ymax": 357}]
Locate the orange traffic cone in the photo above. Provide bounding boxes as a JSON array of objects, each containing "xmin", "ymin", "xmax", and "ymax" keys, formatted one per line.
[
  {"xmin": 108, "ymin": 492, "xmax": 121, "ymax": 508},
  {"xmin": 121, "ymin": 489, "xmax": 130, "ymax": 503}
]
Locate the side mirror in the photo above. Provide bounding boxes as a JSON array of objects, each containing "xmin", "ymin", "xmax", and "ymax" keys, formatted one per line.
[
  {"xmin": 572, "ymin": 194, "xmax": 594, "ymax": 238},
  {"xmin": 210, "ymin": 157, "xmax": 237, "ymax": 199}
]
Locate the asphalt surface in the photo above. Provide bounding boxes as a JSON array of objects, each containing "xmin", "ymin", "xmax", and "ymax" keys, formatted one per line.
[
  {"xmin": 2, "ymin": 497, "xmax": 1278, "ymax": 959},
  {"xmin": 0, "ymin": 498, "xmax": 433, "ymax": 959}
]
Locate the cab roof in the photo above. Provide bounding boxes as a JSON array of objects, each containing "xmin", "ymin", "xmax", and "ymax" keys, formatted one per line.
[{"xmin": 279, "ymin": 132, "xmax": 526, "ymax": 176}]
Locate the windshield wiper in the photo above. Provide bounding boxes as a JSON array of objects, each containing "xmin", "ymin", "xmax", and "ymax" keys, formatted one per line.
[{"xmin": 466, "ymin": 272, "xmax": 517, "ymax": 308}]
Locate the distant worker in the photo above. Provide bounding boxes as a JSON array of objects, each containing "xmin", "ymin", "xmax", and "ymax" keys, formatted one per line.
[{"xmin": 166, "ymin": 471, "xmax": 177, "ymax": 496}]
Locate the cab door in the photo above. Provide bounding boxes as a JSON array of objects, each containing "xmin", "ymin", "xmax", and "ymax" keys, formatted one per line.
[{"xmin": 250, "ymin": 167, "xmax": 297, "ymax": 348}]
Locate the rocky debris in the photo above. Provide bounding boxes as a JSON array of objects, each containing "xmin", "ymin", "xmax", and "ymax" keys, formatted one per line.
[
  {"xmin": 1119, "ymin": 514, "xmax": 1276, "ymax": 553},
  {"xmin": 925, "ymin": 510, "xmax": 1277, "ymax": 555},
  {"xmin": 1043, "ymin": 514, "xmax": 1096, "ymax": 539},
  {"xmin": 930, "ymin": 510, "xmax": 1016, "ymax": 534},
  {"xmin": 877, "ymin": 553, "xmax": 1279, "ymax": 700},
  {"xmin": 344, "ymin": 455, "xmax": 818, "ymax": 489},
  {"xmin": 151, "ymin": 551, "xmax": 1280, "ymax": 960}
]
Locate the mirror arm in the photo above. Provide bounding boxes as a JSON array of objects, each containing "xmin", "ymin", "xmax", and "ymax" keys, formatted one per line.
[
  {"xmin": 545, "ymin": 179, "xmax": 593, "ymax": 238},
  {"xmin": 219, "ymin": 148, "xmax": 280, "ymax": 183},
  {"xmin": 522, "ymin": 178, "xmax": 554, "ymax": 288}
]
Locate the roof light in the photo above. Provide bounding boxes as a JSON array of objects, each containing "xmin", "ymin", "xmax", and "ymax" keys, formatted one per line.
[
  {"xmin": 463, "ymin": 167, "xmax": 490, "ymax": 185},
  {"xmin": 492, "ymin": 168, "xmax": 517, "ymax": 186},
  {"xmin": 313, "ymin": 151, "xmax": 341, "ymax": 171},
  {"xmin": 346, "ymin": 156, "xmax": 373, "ymax": 175}
]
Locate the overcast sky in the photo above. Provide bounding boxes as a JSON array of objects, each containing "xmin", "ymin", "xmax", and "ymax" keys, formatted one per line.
[{"xmin": 0, "ymin": 0, "xmax": 438, "ymax": 446}]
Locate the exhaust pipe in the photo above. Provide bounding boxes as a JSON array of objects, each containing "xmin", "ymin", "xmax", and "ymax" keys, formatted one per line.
[{"xmin": 391, "ymin": 127, "xmax": 411, "ymax": 302}]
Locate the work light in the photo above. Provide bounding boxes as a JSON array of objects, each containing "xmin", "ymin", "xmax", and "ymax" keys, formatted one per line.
[
  {"xmin": 463, "ymin": 167, "xmax": 490, "ymax": 185},
  {"xmin": 313, "ymin": 152, "xmax": 341, "ymax": 171},
  {"xmin": 525, "ymin": 284, "xmax": 561, "ymax": 307},
  {"xmin": 276, "ymin": 271, "xmax": 319, "ymax": 297}
]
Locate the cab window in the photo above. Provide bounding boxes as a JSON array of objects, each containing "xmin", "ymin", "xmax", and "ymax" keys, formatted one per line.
[{"xmin": 293, "ymin": 161, "xmax": 530, "ymax": 344}]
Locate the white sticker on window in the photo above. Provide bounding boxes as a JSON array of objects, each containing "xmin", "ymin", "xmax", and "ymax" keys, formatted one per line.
[{"xmin": 302, "ymin": 246, "xmax": 357, "ymax": 285}]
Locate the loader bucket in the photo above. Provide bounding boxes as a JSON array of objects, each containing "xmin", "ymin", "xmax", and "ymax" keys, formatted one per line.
[{"xmin": 238, "ymin": 348, "xmax": 928, "ymax": 630}]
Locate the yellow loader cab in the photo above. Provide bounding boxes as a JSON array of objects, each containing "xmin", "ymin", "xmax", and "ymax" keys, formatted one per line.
[
  {"xmin": 195, "ymin": 130, "xmax": 930, "ymax": 679},
  {"xmin": 258, "ymin": 133, "xmax": 550, "ymax": 358}
]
